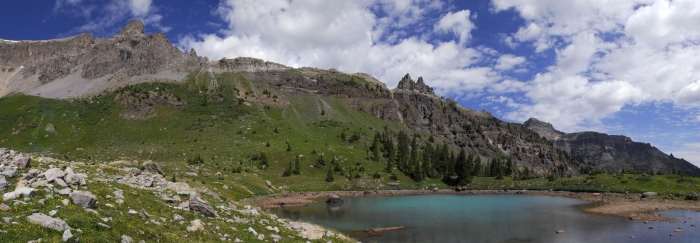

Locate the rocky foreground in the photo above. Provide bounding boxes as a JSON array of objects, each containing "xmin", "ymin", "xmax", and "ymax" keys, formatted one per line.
[{"xmin": 0, "ymin": 148, "xmax": 352, "ymax": 242}]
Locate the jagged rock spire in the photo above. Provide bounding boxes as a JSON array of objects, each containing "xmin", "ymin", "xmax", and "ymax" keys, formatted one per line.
[
  {"xmin": 119, "ymin": 20, "xmax": 146, "ymax": 37},
  {"xmin": 396, "ymin": 74, "xmax": 435, "ymax": 96}
]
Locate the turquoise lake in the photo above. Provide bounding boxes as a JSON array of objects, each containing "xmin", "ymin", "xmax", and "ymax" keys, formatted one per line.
[{"xmin": 269, "ymin": 194, "xmax": 700, "ymax": 243}]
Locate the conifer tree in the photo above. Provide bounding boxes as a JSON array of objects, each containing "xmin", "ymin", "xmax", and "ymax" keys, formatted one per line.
[
  {"xmin": 370, "ymin": 132, "xmax": 381, "ymax": 161},
  {"xmin": 282, "ymin": 161, "xmax": 292, "ymax": 177},
  {"xmin": 293, "ymin": 155, "xmax": 301, "ymax": 175},
  {"xmin": 325, "ymin": 166, "xmax": 334, "ymax": 182}
]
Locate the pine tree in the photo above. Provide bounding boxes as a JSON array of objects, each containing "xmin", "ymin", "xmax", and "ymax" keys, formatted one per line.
[
  {"xmin": 282, "ymin": 161, "xmax": 292, "ymax": 177},
  {"xmin": 293, "ymin": 155, "xmax": 301, "ymax": 175},
  {"xmin": 370, "ymin": 132, "xmax": 381, "ymax": 161},
  {"xmin": 455, "ymin": 149, "xmax": 471, "ymax": 185},
  {"xmin": 396, "ymin": 131, "xmax": 409, "ymax": 171},
  {"xmin": 259, "ymin": 152, "xmax": 269, "ymax": 169},
  {"xmin": 286, "ymin": 141, "xmax": 292, "ymax": 152},
  {"xmin": 325, "ymin": 166, "xmax": 334, "ymax": 182},
  {"xmin": 315, "ymin": 155, "xmax": 326, "ymax": 168}
]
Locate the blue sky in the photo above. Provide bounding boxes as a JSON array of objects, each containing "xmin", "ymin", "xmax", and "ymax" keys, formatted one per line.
[{"xmin": 2, "ymin": 0, "xmax": 700, "ymax": 166}]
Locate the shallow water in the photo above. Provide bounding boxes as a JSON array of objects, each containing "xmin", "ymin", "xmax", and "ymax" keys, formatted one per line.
[{"xmin": 270, "ymin": 194, "xmax": 700, "ymax": 243}]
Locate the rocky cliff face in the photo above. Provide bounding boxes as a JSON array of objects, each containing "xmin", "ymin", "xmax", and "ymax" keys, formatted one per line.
[
  {"xmin": 524, "ymin": 118, "xmax": 700, "ymax": 176},
  {"xmin": 0, "ymin": 20, "xmax": 207, "ymax": 98}
]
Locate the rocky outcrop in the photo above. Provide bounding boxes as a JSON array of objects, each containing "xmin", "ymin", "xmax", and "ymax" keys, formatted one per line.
[
  {"xmin": 189, "ymin": 197, "xmax": 218, "ymax": 218},
  {"xmin": 0, "ymin": 20, "xmax": 208, "ymax": 98},
  {"xmin": 524, "ymin": 118, "xmax": 700, "ymax": 176},
  {"xmin": 325, "ymin": 194, "xmax": 343, "ymax": 204},
  {"xmin": 27, "ymin": 213, "xmax": 71, "ymax": 231}
]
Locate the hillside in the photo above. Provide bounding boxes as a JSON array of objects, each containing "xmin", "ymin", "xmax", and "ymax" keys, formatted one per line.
[{"xmin": 524, "ymin": 118, "xmax": 700, "ymax": 176}]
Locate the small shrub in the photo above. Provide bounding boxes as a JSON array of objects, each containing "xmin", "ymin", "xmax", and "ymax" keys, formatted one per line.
[
  {"xmin": 373, "ymin": 172, "xmax": 381, "ymax": 178},
  {"xmin": 389, "ymin": 173, "xmax": 398, "ymax": 180}
]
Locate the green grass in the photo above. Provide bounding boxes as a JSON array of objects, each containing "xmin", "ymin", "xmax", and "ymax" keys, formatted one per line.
[{"xmin": 0, "ymin": 71, "xmax": 419, "ymax": 200}]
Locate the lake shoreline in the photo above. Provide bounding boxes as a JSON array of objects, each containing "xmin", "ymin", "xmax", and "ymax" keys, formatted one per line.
[{"xmin": 252, "ymin": 189, "xmax": 700, "ymax": 221}]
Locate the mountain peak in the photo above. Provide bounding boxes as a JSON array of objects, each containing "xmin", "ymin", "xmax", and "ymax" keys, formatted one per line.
[
  {"xmin": 119, "ymin": 20, "xmax": 146, "ymax": 37},
  {"xmin": 523, "ymin": 118, "xmax": 564, "ymax": 140},
  {"xmin": 395, "ymin": 73, "xmax": 436, "ymax": 96}
]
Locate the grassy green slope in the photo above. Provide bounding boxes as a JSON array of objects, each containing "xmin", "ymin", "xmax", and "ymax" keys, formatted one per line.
[{"xmin": 0, "ymin": 72, "xmax": 432, "ymax": 200}]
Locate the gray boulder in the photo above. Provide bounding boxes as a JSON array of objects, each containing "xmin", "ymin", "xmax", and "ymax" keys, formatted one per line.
[
  {"xmin": 27, "ymin": 213, "xmax": 70, "ymax": 231},
  {"xmin": 70, "ymin": 191, "xmax": 97, "ymax": 208},
  {"xmin": 65, "ymin": 174, "xmax": 86, "ymax": 186},
  {"xmin": 326, "ymin": 194, "xmax": 343, "ymax": 204},
  {"xmin": 62, "ymin": 229, "xmax": 72, "ymax": 242},
  {"xmin": 55, "ymin": 178, "xmax": 68, "ymax": 187},
  {"xmin": 189, "ymin": 197, "xmax": 218, "ymax": 218},
  {"xmin": 44, "ymin": 168, "xmax": 65, "ymax": 182},
  {"xmin": 121, "ymin": 235, "xmax": 133, "ymax": 243},
  {"xmin": 143, "ymin": 160, "xmax": 163, "ymax": 176},
  {"xmin": 0, "ymin": 175, "xmax": 7, "ymax": 192},
  {"xmin": 12, "ymin": 154, "xmax": 31, "ymax": 168},
  {"xmin": 642, "ymin": 192, "xmax": 657, "ymax": 198},
  {"xmin": 0, "ymin": 168, "xmax": 17, "ymax": 177},
  {"xmin": 57, "ymin": 188, "xmax": 72, "ymax": 195},
  {"xmin": 686, "ymin": 192, "xmax": 698, "ymax": 201},
  {"xmin": 22, "ymin": 169, "xmax": 43, "ymax": 180}
]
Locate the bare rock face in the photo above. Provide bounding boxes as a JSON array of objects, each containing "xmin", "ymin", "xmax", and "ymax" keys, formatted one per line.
[
  {"xmin": 0, "ymin": 19, "xmax": 208, "ymax": 98},
  {"xmin": 189, "ymin": 197, "xmax": 218, "ymax": 218},
  {"xmin": 70, "ymin": 191, "xmax": 97, "ymax": 208},
  {"xmin": 525, "ymin": 118, "xmax": 700, "ymax": 176}
]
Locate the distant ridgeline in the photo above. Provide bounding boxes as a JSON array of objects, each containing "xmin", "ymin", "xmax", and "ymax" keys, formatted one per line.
[
  {"xmin": 1, "ymin": 19, "xmax": 698, "ymax": 187},
  {"xmin": 524, "ymin": 118, "xmax": 700, "ymax": 176}
]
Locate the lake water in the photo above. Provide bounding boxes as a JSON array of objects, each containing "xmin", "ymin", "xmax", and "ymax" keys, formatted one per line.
[{"xmin": 269, "ymin": 194, "xmax": 700, "ymax": 243}]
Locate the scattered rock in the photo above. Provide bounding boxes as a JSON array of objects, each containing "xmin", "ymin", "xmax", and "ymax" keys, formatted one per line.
[
  {"xmin": 98, "ymin": 222, "xmax": 111, "ymax": 229},
  {"xmin": 641, "ymin": 192, "xmax": 657, "ymax": 198},
  {"xmin": 65, "ymin": 174, "xmax": 86, "ymax": 186},
  {"xmin": 142, "ymin": 161, "xmax": 163, "ymax": 176},
  {"xmin": 265, "ymin": 180, "xmax": 272, "ymax": 188},
  {"xmin": 61, "ymin": 199, "xmax": 69, "ymax": 206},
  {"xmin": 27, "ymin": 213, "xmax": 70, "ymax": 231},
  {"xmin": 432, "ymin": 187, "xmax": 439, "ymax": 192},
  {"xmin": 556, "ymin": 230, "xmax": 564, "ymax": 234},
  {"xmin": 257, "ymin": 234, "xmax": 265, "ymax": 240},
  {"xmin": 675, "ymin": 228, "xmax": 683, "ymax": 232},
  {"xmin": 55, "ymin": 178, "xmax": 68, "ymax": 188},
  {"xmin": 190, "ymin": 219, "xmax": 204, "ymax": 231},
  {"xmin": 326, "ymin": 194, "xmax": 343, "ymax": 204},
  {"xmin": 121, "ymin": 235, "xmax": 133, "ymax": 243},
  {"xmin": 685, "ymin": 193, "xmax": 698, "ymax": 201},
  {"xmin": 0, "ymin": 168, "xmax": 17, "ymax": 178},
  {"xmin": 173, "ymin": 214, "xmax": 184, "ymax": 221},
  {"xmin": 12, "ymin": 154, "xmax": 31, "ymax": 168},
  {"xmin": 70, "ymin": 191, "xmax": 97, "ymax": 208},
  {"xmin": 248, "ymin": 227, "xmax": 258, "ymax": 236},
  {"xmin": 189, "ymin": 197, "xmax": 218, "ymax": 218},
  {"xmin": 0, "ymin": 176, "xmax": 7, "ymax": 192},
  {"xmin": 325, "ymin": 230, "xmax": 335, "ymax": 237},
  {"xmin": 45, "ymin": 123, "xmax": 57, "ymax": 133},
  {"xmin": 128, "ymin": 209, "xmax": 137, "ymax": 214},
  {"xmin": 58, "ymin": 188, "xmax": 72, "ymax": 195},
  {"xmin": 49, "ymin": 210, "xmax": 58, "ymax": 216},
  {"xmin": 62, "ymin": 229, "xmax": 72, "ymax": 242},
  {"xmin": 0, "ymin": 203, "xmax": 9, "ymax": 211},
  {"xmin": 44, "ymin": 168, "xmax": 65, "ymax": 182},
  {"xmin": 139, "ymin": 209, "xmax": 150, "ymax": 218},
  {"xmin": 22, "ymin": 169, "xmax": 43, "ymax": 180}
]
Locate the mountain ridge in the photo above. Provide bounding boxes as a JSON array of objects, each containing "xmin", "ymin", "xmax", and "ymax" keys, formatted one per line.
[
  {"xmin": 524, "ymin": 118, "xmax": 700, "ymax": 176},
  {"xmin": 1, "ymin": 20, "xmax": 698, "ymax": 177}
]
